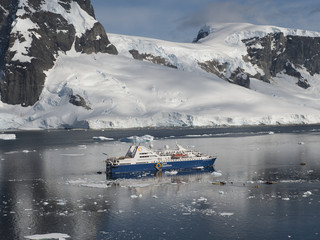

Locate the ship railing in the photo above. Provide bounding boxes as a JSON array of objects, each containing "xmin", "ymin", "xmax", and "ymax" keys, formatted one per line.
[{"xmin": 106, "ymin": 157, "xmax": 119, "ymax": 165}]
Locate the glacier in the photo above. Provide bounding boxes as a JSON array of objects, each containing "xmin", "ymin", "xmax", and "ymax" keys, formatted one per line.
[{"xmin": 1, "ymin": 22, "xmax": 320, "ymax": 130}]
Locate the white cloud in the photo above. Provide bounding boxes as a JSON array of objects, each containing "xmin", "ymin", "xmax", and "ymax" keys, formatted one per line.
[
  {"xmin": 178, "ymin": 0, "xmax": 320, "ymax": 33},
  {"xmin": 92, "ymin": 0, "xmax": 320, "ymax": 42}
]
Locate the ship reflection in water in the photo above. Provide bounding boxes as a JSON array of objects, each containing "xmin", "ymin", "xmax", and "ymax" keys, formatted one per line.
[{"xmin": 106, "ymin": 166, "xmax": 216, "ymax": 180}]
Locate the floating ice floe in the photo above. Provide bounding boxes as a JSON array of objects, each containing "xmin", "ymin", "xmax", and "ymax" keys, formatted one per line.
[
  {"xmin": 127, "ymin": 183, "xmax": 150, "ymax": 188},
  {"xmin": 24, "ymin": 233, "xmax": 70, "ymax": 240},
  {"xmin": 120, "ymin": 135, "xmax": 154, "ymax": 143},
  {"xmin": 56, "ymin": 199, "xmax": 67, "ymax": 206},
  {"xmin": 92, "ymin": 136, "xmax": 114, "ymax": 141},
  {"xmin": 22, "ymin": 150, "xmax": 36, "ymax": 153},
  {"xmin": 0, "ymin": 134, "xmax": 16, "ymax": 140},
  {"xmin": 197, "ymin": 197, "xmax": 208, "ymax": 202},
  {"xmin": 60, "ymin": 153, "xmax": 85, "ymax": 157},
  {"xmin": 81, "ymin": 183, "xmax": 110, "ymax": 189},
  {"xmin": 67, "ymin": 179, "xmax": 110, "ymax": 189},
  {"xmin": 282, "ymin": 197, "xmax": 290, "ymax": 201},
  {"xmin": 303, "ymin": 191, "xmax": 312, "ymax": 197},
  {"xmin": 219, "ymin": 212, "xmax": 234, "ymax": 217},
  {"xmin": 211, "ymin": 171, "xmax": 222, "ymax": 177},
  {"xmin": 130, "ymin": 194, "xmax": 142, "ymax": 199},
  {"xmin": 280, "ymin": 180, "xmax": 305, "ymax": 183}
]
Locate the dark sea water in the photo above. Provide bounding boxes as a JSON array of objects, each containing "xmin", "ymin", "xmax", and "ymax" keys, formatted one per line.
[{"xmin": 0, "ymin": 126, "xmax": 320, "ymax": 240}]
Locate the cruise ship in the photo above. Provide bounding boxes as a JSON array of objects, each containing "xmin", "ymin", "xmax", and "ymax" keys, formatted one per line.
[{"xmin": 106, "ymin": 143, "xmax": 216, "ymax": 174}]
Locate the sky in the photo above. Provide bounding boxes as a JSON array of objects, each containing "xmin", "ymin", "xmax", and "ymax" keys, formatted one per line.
[{"xmin": 91, "ymin": 0, "xmax": 320, "ymax": 42}]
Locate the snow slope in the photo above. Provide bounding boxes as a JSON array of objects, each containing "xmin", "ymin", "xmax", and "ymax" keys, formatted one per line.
[{"xmin": 1, "ymin": 23, "xmax": 320, "ymax": 130}]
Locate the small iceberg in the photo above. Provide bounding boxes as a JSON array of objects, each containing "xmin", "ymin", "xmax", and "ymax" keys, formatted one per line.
[
  {"xmin": 93, "ymin": 136, "xmax": 114, "ymax": 141},
  {"xmin": 130, "ymin": 194, "xmax": 142, "ymax": 199},
  {"xmin": 211, "ymin": 171, "xmax": 222, "ymax": 177},
  {"xmin": 0, "ymin": 134, "xmax": 16, "ymax": 140},
  {"xmin": 219, "ymin": 212, "xmax": 234, "ymax": 217},
  {"xmin": 197, "ymin": 197, "xmax": 207, "ymax": 202},
  {"xmin": 120, "ymin": 135, "xmax": 154, "ymax": 143},
  {"xmin": 24, "ymin": 233, "xmax": 70, "ymax": 239},
  {"xmin": 303, "ymin": 191, "xmax": 312, "ymax": 197},
  {"xmin": 56, "ymin": 199, "xmax": 67, "ymax": 206}
]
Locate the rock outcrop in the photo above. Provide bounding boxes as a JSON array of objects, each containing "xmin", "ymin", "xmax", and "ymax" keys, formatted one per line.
[
  {"xmin": 242, "ymin": 32, "xmax": 320, "ymax": 88},
  {"xmin": 0, "ymin": 0, "xmax": 117, "ymax": 106},
  {"xmin": 195, "ymin": 25, "xmax": 320, "ymax": 89},
  {"xmin": 129, "ymin": 49, "xmax": 177, "ymax": 69},
  {"xmin": 198, "ymin": 60, "xmax": 250, "ymax": 88}
]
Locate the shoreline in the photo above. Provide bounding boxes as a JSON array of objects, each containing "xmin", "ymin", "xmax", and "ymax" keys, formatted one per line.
[
  {"xmin": 2, "ymin": 123, "xmax": 320, "ymax": 132},
  {"xmin": 2, "ymin": 124, "xmax": 320, "ymax": 143}
]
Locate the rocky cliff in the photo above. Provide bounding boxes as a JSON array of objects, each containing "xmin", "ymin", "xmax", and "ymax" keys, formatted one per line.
[
  {"xmin": 194, "ymin": 25, "xmax": 320, "ymax": 89},
  {"xmin": 242, "ymin": 33, "xmax": 320, "ymax": 88},
  {"xmin": 0, "ymin": 0, "xmax": 117, "ymax": 106}
]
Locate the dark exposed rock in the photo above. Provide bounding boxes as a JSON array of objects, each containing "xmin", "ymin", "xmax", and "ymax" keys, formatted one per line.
[
  {"xmin": 198, "ymin": 60, "xmax": 227, "ymax": 80},
  {"xmin": 297, "ymin": 79, "xmax": 311, "ymax": 89},
  {"xmin": 198, "ymin": 60, "xmax": 250, "ymax": 88},
  {"xmin": 129, "ymin": 49, "xmax": 177, "ymax": 69},
  {"xmin": 57, "ymin": 1, "xmax": 72, "ymax": 11},
  {"xmin": 0, "ymin": 0, "xmax": 18, "ymax": 70},
  {"xmin": 75, "ymin": 22, "xmax": 118, "ymax": 54},
  {"xmin": 284, "ymin": 62, "xmax": 302, "ymax": 79},
  {"xmin": 193, "ymin": 28, "xmax": 210, "ymax": 43},
  {"xmin": 243, "ymin": 32, "xmax": 320, "ymax": 88},
  {"xmin": 193, "ymin": 25, "xmax": 213, "ymax": 43},
  {"xmin": 0, "ymin": 0, "xmax": 117, "ymax": 106},
  {"xmin": 69, "ymin": 94, "xmax": 91, "ymax": 110},
  {"xmin": 284, "ymin": 62, "xmax": 310, "ymax": 89},
  {"xmin": 74, "ymin": 0, "xmax": 95, "ymax": 17},
  {"xmin": 229, "ymin": 68, "xmax": 250, "ymax": 88},
  {"xmin": 198, "ymin": 32, "xmax": 320, "ymax": 89}
]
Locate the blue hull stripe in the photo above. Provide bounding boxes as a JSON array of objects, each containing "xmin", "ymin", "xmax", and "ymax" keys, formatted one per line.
[{"xmin": 108, "ymin": 158, "xmax": 216, "ymax": 174}]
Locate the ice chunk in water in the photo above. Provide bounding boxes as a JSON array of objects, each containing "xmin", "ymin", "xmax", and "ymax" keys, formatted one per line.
[
  {"xmin": 24, "ymin": 233, "xmax": 70, "ymax": 239},
  {"xmin": 120, "ymin": 135, "xmax": 154, "ymax": 143},
  {"xmin": 0, "ymin": 134, "xmax": 16, "ymax": 140}
]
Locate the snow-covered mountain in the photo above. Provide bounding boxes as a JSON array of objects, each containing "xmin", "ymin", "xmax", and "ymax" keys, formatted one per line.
[
  {"xmin": 1, "ymin": 2, "xmax": 320, "ymax": 130},
  {"xmin": 0, "ymin": 0, "xmax": 117, "ymax": 106}
]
